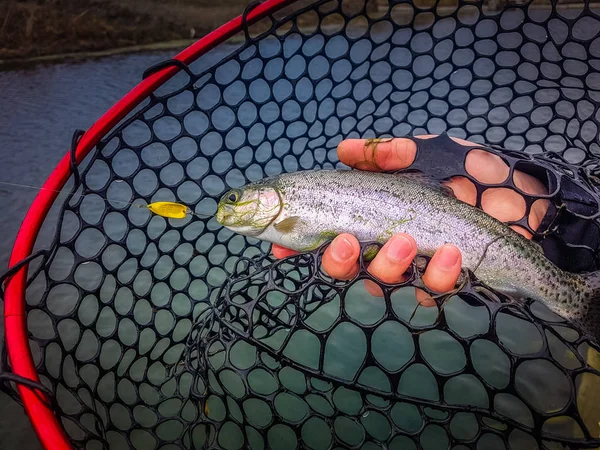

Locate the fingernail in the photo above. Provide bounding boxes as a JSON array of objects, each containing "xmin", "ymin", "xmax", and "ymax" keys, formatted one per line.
[
  {"xmin": 331, "ymin": 237, "xmax": 354, "ymax": 262},
  {"xmin": 387, "ymin": 235, "xmax": 413, "ymax": 262},
  {"xmin": 438, "ymin": 245, "xmax": 460, "ymax": 268}
]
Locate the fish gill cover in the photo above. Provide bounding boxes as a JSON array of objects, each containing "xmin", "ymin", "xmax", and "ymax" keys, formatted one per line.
[{"xmin": 3, "ymin": 0, "xmax": 600, "ymax": 449}]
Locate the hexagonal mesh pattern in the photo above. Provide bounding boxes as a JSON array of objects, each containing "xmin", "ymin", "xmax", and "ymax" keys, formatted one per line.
[{"xmin": 4, "ymin": 0, "xmax": 600, "ymax": 449}]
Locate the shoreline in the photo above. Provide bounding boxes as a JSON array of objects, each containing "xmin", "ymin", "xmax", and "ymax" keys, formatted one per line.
[{"xmin": 0, "ymin": 39, "xmax": 199, "ymax": 69}]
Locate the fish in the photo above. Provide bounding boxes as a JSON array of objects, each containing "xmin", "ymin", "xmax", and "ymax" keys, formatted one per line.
[{"xmin": 215, "ymin": 169, "xmax": 600, "ymax": 340}]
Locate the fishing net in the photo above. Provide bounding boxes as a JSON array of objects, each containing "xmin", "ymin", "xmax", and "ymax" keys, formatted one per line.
[{"xmin": 4, "ymin": 0, "xmax": 600, "ymax": 449}]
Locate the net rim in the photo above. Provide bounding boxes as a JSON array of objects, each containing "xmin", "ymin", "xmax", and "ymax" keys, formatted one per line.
[{"xmin": 2, "ymin": 0, "xmax": 293, "ymax": 448}]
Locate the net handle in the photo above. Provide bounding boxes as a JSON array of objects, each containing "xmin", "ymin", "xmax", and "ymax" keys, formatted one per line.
[{"xmin": 2, "ymin": 0, "xmax": 293, "ymax": 448}]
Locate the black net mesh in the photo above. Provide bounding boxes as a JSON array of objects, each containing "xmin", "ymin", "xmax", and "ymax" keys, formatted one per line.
[{"xmin": 4, "ymin": 0, "xmax": 600, "ymax": 449}]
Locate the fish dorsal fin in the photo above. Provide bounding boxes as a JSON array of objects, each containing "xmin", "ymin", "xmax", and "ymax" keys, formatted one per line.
[
  {"xmin": 274, "ymin": 216, "xmax": 301, "ymax": 234},
  {"xmin": 395, "ymin": 170, "xmax": 456, "ymax": 198}
]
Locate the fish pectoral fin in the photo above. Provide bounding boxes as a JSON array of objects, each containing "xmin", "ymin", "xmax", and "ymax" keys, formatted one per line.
[{"xmin": 274, "ymin": 216, "xmax": 302, "ymax": 234}]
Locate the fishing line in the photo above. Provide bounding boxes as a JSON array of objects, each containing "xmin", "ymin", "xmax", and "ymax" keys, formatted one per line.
[{"xmin": 0, "ymin": 180, "xmax": 214, "ymax": 219}]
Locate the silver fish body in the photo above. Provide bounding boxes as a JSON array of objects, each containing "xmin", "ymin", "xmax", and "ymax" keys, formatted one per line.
[{"xmin": 216, "ymin": 169, "xmax": 600, "ymax": 339}]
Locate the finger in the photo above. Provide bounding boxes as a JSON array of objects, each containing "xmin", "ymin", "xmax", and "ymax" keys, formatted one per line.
[
  {"xmin": 465, "ymin": 149, "xmax": 509, "ymax": 184},
  {"xmin": 272, "ymin": 244, "xmax": 300, "ymax": 259},
  {"xmin": 321, "ymin": 234, "xmax": 360, "ymax": 280},
  {"xmin": 481, "ymin": 188, "xmax": 526, "ymax": 222},
  {"xmin": 513, "ymin": 171, "xmax": 550, "ymax": 231},
  {"xmin": 415, "ymin": 289, "xmax": 437, "ymax": 307},
  {"xmin": 337, "ymin": 138, "xmax": 417, "ymax": 171},
  {"xmin": 528, "ymin": 198, "xmax": 550, "ymax": 231},
  {"xmin": 421, "ymin": 244, "xmax": 462, "ymax": 293},
  {"xmin": 445, "ymin": 176, "xmax": 477, "ymax": 206},
  {"xmin": 510, "ymin": 225, "xmax": 533, "ymax": 239},
  {"xmin": 364, "ymin": 234, "xmax": 417, "ymax": 296},
  {"xmin": 415, "ymin": 244, "xmax": 462, "ymax": 307},
  {"xmin": 514, "ymin": 169, "xmax": 548, "ymax": 195}
]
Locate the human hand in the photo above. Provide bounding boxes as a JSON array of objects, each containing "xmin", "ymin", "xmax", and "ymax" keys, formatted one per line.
[{"xmin": 272, "ymin": 135, "xmax": 549, "ymax": 304}]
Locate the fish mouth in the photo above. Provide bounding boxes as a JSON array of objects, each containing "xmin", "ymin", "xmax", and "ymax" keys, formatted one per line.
[
  {"xmin": 215, "ymin": 204, "xmax": 230, "ymax": 225},
  {"xmin": 215, "ymin": 213, "xmax": 227, "ymax": 225},
  {"xmin": 215, "ymin": 203, "xmax": 256, "ymax": 228}
]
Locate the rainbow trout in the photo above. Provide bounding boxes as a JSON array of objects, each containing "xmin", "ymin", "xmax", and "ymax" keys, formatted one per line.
[{"xmin": 216, "ymin": 169, "xmax": 600, "ymax": 339}]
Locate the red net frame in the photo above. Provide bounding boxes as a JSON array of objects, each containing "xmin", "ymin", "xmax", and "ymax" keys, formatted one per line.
[{"xmin": 2, "ymin": 1, "xmax": 291, "ymax": 448}]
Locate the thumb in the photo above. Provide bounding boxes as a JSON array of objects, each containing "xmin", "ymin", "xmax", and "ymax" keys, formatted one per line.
[{"xmin": 337, "ymin": 138, "xmax": 417, "ymax": 171}]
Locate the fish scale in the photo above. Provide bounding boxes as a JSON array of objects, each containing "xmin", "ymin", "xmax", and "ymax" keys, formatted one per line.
[{"xmin": 217, "ymin": 169, "xmax": 600, "ymax": 340}]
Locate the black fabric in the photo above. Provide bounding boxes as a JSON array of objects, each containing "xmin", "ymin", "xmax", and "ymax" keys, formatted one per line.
[
  {"xmin": 408, "ymin": 134, "xmax": 600, "ymax": 272},
  {"xmin": 539, "ymin": 203, "xmax": 600, "ymax": 272}
]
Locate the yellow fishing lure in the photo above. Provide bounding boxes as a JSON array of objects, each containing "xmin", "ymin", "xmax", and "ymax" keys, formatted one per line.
[{"xmin": 146, "ymin": 202, "xmax": 190, "ymax": 219}]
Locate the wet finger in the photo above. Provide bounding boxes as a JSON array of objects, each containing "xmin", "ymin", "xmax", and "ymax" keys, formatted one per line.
[
  {"xmin": 322, "ymin": 234, "xmax": 360, "ymax": 280},
  {"xmin": 337, "ymin": 138, "xmax": 417, "ymax": 171},
  {"xmin": 272, "ymin": 244, "xmax": 300, "ymax": 259},
  {"xmin": 365, "ymin": 234, "xmax": 417, "ymax": 296},
  {"xmin": 421, "ymin": 244, "xmax": 462, "ymax": 296}
]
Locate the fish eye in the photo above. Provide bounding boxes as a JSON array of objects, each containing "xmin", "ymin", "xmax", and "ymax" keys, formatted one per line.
[{"xmin": 227, "ymin": 192, "xmax": 238, "ymax": 203}]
